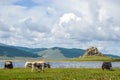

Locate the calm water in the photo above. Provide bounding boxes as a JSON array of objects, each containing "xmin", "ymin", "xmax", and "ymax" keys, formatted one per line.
[{"xmin": 0, "ymin": 61, "xmax": 120, "ymax": 68}]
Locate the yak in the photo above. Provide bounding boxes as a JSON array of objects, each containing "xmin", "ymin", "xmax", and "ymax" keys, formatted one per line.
[
  {"xmin": 102, "ymin": 62, "xmax": 112, "ymax": 70},
  {"xmin": 25, "ymin": 61, "xmax": 50, "ymax": 72},
  {"xmin": 4, "ymin": 61, "xmax": 13, "ymax": 69},
  {"xmin": 24, "ymin": 62, "xmax": 33, "ymax": 68}
]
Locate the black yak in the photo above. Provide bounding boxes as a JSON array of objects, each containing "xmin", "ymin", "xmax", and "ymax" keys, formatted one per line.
[
  {"xmin": 102, "ymin": 62, "xmax": 112, "ymax": 70},
  {"xmin": 4, "ymin": 61, "xmax": 13, "ymax": 69}
]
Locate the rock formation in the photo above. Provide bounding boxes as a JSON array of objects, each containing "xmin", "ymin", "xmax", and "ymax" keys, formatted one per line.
[{"xmin": 83, "ymin": 46, "xmax": 104, "ymax": 56}]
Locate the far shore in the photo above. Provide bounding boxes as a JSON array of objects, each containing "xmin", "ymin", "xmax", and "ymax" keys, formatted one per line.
[{"xmin": 0, "ymin": 57, "xmax": 120, "ymax": 62}]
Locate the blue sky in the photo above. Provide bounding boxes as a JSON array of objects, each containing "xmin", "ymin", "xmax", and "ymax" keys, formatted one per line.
[
  {"xmin": 0, "ymin": 0, "xmax": 120, "ymax": 55},
  {"xmin": 14, "ymin": 0, "xmax": 38, "ymax": 8}
]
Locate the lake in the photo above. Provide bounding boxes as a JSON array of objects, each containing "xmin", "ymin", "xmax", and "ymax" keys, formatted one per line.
[{"xmin": 0, "ymin": 61, "xmax": 120, "ymax": 68}]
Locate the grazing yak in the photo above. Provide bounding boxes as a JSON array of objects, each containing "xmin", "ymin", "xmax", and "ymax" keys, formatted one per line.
[
  {"xmin": 25, "ymin": 62, "xmax": 33, "ymax": 68},
  {"xmin": 25, "ymin": 61, "xmax": 51, "ymax": 72},
  {"xmin": 102, "ymin": 62, "xmax": 112, "ymax": 70},
  {"xmin": 44, "ymin": 63, "xmax": 51, "ymax": 68},
  {"xmin": 4, "ymin": 61, "xmax": 13, "ymax": 69}
]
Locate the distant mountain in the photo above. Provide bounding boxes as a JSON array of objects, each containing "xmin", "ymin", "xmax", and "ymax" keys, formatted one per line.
[
  {"xmin": 51, "ymin": 47, "xmax": 85, "ymax": 58},
  {"xmin": 0, "ymin": 44, "xmax": 40, "ymax": 58},
  {"xmin": 0, "ymin": 44, "xmax": 85, "ymax": 59},
  {"xmin": 0, "ymin": 43, "xmax": 120, "ymax": 59},
  {"xmin": 34, "ymin": 47, "xmax": 85, "ymax": 59},
  {"xmin": 0, "ymin": 43, "xmax": 9, "ymax": 47},
  {"xmin": 105, "ymin": 54, "xmax": 120, "ymax": 58},
  {"xmin": 15, "ymin": 47, "xmax": 85, "ymax": 59},
  {"xmin": 15, "ymin": 47, "xmax": 46, "ymax": 53}
]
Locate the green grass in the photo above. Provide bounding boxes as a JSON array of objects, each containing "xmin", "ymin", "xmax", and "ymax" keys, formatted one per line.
[
  {"xmin": 63, "ymin": 56, "xmax": 120, "ymax": 62},
  {"xmin": 0, "ymin": 68, "xmax": 120, "ymax": 80}
]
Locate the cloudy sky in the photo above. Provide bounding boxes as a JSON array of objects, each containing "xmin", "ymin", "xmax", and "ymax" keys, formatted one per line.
[{"xmin": 0, "ymin": 0, "xmax": 120, "ymax": 55}]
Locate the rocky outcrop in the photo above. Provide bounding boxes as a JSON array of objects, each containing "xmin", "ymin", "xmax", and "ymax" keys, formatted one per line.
[{"xmin": 83, "ymin": 46, "xmax": 104, "ymax": 56}]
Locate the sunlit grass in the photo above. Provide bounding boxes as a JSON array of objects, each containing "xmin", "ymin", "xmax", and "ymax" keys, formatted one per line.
[
  {"xmin": 63, "ymin": 56, "xmax": 120, "ymax": 62},
  {"xmin": 0, "ymin": 68, "xmax": 120, "ymax": 80}
]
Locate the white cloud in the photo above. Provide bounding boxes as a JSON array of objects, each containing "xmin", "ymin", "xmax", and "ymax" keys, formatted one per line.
[
  {"xmin": 59, "ymin": 13, "xmax": 81, "ymax": 26},
  {"xmin": 0, "ymin": 0, "xmax": 120, "ymax": 55}
]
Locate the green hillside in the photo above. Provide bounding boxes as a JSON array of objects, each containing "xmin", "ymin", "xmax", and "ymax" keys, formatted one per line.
[
  {"xmin": 0, "ymin": 43, "xmax": 120, "ymax": 60},
  {"xmin": 0, "ymin": 45, "xmax": 40, "ymax": 58},
  {"xmin": 15, "ymin": 47, "xmax": 85, "ymax": 59},
  {"xmin": 51, "ymin": 47, "xmax": 85, "ymax": 58},
  {"xmin": 37, "ymin": 48, "xmax": 66, "ymax": 59}
]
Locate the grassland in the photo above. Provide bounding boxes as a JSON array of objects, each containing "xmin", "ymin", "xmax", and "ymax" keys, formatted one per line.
[
  {"xmin": 0, "ymin": 68, "xmax": 120, "ymax": 80},
  {"xmin": 64, "ymin": 56, "xmax": 120, "ymax": 62}
]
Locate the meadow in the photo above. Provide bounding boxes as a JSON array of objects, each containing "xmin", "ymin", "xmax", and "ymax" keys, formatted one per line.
[
  {"xmin": 65, "ymin": 56, "xmax": 120, "ymax": 62},
  {"xmin": 0, "ymin": 68, "xmax": 120, "ymax": 80}
]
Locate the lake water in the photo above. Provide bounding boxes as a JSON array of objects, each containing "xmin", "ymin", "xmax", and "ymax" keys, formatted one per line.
[{"xmin": 0, "ymin": 61, "xmax": 120, "ymax": 68}]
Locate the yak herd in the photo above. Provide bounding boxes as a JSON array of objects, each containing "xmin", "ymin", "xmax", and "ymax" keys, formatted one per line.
[
  {"xmin": 4, "ymin": 61, "xmax": 112, "ymax": 72},
  {"xmin": 4, "ymin": 60, "xmax": 51, "ymax": 72}
]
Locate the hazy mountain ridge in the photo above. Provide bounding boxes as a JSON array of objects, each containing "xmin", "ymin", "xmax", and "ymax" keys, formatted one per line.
[
  {"xmin": 0, "ymin": 45, "xmax": 39, "ymax": 58},
  {"xmin": 0, "ymin": 43, "xmax": 120, "ymax": 59}
]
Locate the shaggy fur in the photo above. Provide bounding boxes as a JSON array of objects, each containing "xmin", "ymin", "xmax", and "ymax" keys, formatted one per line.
[
  {"xmin": 102, "ymin": 62, "xmax": 112, "ymax": 70},
  {"xmin": 4, "ymin": 61, "xmax": 13, "ymax": 69}
]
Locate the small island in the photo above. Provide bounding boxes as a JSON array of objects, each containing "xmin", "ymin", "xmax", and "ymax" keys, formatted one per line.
[{"xmin": 67, "ymin": 46, "xmax": 120, "ymax": 62}]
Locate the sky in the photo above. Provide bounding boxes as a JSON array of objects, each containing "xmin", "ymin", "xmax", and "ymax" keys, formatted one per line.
[{"xmin": 0, "ymin": 0, "xmax": 120, "ymax": 55}]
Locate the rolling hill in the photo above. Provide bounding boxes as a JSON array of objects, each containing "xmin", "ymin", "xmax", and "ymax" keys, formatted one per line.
[
  {"xmin": 0, "ymin": 44, "xmax": 40, "ymax": 58},
  {"xmin": 0, "ymin": 43, "xmax": 120, "ymax": 59}
]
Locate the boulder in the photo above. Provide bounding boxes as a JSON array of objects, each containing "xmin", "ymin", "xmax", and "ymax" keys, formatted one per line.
[{"xmin": 83, "ymin": 46, "xmax": 103, "ymax": 56}]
